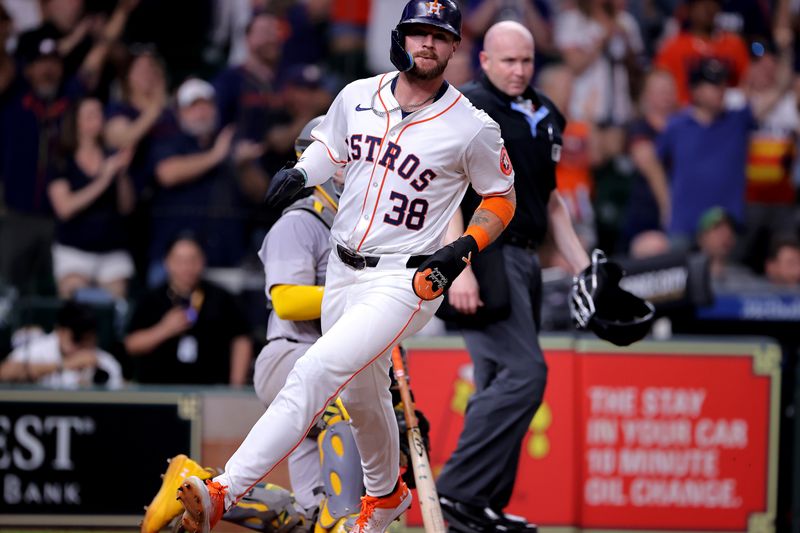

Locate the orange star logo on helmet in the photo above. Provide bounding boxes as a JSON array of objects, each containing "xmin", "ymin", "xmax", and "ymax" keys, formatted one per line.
[{"xmin": 426, "ymin": 1, "xmax": 443, "ymax": 15}]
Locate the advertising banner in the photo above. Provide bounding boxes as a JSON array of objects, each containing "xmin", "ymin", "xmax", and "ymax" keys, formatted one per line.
[
  {"xmin": 404, "ymin": 338, "xmax": 780, "ymax": 532},
  {"xmin": 0, "ymin": 389, "xmax": 201, "ymax": 527}
]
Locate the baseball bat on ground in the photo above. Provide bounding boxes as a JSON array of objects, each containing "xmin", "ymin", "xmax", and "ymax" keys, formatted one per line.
[{"xmin": 391, "ymin": 346, "xmax": 447, "ymax": 533}]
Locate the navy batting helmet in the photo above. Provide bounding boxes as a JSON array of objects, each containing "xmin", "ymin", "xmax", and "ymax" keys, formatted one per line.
[{"xmin": 391, "ymin": 0, "xmax": 462, "ymax": 72}]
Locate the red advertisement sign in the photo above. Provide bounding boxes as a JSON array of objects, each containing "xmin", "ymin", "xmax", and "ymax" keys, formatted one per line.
[{"xmin": 404, "ymin": 340, "xmax": 779, "ymax": 532}]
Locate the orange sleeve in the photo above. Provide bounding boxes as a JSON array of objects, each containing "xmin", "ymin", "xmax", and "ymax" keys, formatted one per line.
[{"xmin": 464, "ymin": 196, "xmax": 517, "ymax": 251}]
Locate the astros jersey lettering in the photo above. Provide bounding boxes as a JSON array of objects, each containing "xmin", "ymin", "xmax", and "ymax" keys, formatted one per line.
[{"xmin": 297, "ymin": 72, "xmax": 514, "ymax": 255}]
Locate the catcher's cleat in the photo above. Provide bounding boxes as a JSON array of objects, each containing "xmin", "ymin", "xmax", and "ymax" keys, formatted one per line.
[
  {"xmin": 314, "ymin": 512, "xmax": 358, "ymax": 533},
  {"xmin": 141, "ymin": 455, "xmax": 214, "ymax": 533},
  {"xmin": 177, "ymin": 476, "xmax": 228, "ymax": 533},
  {"xmin": 224, "ymin": 483, "xmax": 308, "ymax": 532},
  {"xmin": 351, "ymin": 480, "xmax": 411, "ymax": 533}
]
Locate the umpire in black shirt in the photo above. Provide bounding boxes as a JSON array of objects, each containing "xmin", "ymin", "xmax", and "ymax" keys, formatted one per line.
[{"xmin": 437, "ymin": 21, "xmax": 590, "ymax": 532}]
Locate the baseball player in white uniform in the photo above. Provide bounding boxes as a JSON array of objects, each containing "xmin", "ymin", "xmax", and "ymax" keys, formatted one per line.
[{"xmin": 176, "ymin": 1, "xmax": 518, "ymax": 532}]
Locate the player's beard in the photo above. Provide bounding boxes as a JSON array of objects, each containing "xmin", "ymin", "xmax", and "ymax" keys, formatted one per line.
[{"xmin": 408, "ymin": 53, "xmax": 448, "ymax": 81}]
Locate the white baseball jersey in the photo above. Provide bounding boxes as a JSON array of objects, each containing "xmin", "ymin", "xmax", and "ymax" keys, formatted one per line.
[{"xmin": 297, "ymin": 72, "xmax": 515, "ymax": 255}]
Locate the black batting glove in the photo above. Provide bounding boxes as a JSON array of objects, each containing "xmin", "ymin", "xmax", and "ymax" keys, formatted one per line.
[
  {"xmin": 265, "ymin": 163, "xmax": 307, "ymax": 208},
  {"xmin": 412, "ymin": 235, "xmax": 479, "ymax": 301}
]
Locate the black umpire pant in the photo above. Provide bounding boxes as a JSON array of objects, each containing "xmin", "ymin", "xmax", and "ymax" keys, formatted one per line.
[{"xmin": 437, "ymin": 244, "xmax": 548, "ymax": 511}]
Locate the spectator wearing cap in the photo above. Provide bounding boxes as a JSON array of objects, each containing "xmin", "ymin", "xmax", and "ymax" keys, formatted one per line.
[
  {"xmin": 16, "ymin": 0, "xmax": 91, "ymax": 82},
  {"xmin": 765, "ymin": 236, "xmax": 800, "ymax": 288},
  {"xmin": 654, "ymin": 0, "xmax": 749, "ymax": 105},
  {"xmin": 16, "ymin": 0, "xmax": 138, "ymax": 86},
  {"xmin": 0, "ymin": 300, "xmax": 123, "ymax": 389},
  {"xmin": 695, "ymin": 206, "xmax": 758, "ymax": 293},
  {"xmin": 725, "ymin": 38, "xmax": 799, "ymax": 272},
  {"xmin": 0, "ymin": 22, "xmax": 118, "ymax": 295},
  {"xmin": 148, "ymin": 78, "xmax": 248, "ymax": 285},
  {"xmin": 657, "ymin": 58, "xmax": 756, "ymax": 245}
]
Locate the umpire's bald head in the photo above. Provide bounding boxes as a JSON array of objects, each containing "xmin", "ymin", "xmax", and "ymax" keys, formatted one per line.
[{"xmin": 480, "ymin": 21, "xmax": 535, "ymax": 98}]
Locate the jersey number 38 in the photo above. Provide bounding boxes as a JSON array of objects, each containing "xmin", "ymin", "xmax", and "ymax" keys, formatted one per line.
[{"xmin": 383, "ymin": 191, "xmax": 428, "ymax": 231}]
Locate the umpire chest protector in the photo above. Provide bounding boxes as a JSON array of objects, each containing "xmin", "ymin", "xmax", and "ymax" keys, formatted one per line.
[{"xmin": 460, "ymin": 75, "xmax": 565, "ymax": 247}]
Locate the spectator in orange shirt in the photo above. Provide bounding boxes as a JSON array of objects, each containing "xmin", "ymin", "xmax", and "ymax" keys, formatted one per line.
[{"xmin": 655, "ymin": 0, "xmax": 749, "ymax": 105}]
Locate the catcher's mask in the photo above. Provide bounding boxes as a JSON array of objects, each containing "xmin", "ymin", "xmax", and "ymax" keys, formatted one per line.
[{"xmin": 570, "ymin": 250, "xmax": 655, "ymax": 347}]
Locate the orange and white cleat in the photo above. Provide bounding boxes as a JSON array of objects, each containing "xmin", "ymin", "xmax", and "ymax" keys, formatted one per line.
[
  {"xmin": 141, "ymin": 455, "xmax": 213, "ymax": 533},
  {"xmin": 176, "ymin": 476, "xmax": 228, "ymax": 533},
  {"xmin": 351, "ymin": 480, "xmax": 412, "ymax": 533}
]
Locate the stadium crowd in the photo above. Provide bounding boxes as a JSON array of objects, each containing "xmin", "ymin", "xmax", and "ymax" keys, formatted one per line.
[{"xmin": 0, "ymin": 0, "xmax": 799, "ymax": 386}]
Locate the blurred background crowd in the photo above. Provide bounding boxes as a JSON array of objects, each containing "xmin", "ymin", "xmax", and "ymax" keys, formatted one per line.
[{"xmin": 0, "ymin": 0, "xmax": 799, "ymax": 387}]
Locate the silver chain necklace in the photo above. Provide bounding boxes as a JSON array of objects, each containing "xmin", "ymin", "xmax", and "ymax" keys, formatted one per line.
[{"xmin": 368, "ymin": 74, "xmax": 438, "ymax": 118}]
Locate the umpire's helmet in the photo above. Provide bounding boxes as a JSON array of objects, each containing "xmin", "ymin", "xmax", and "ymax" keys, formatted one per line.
[
  {"xmin": 391, "ymin": 0, "xmax": 462, "ymax": 72},
  {"xmin": 570, "ymin": 250, "xmax": 655, "ymax": 347}
]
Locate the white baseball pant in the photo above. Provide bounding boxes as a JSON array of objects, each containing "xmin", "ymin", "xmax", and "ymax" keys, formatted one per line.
[
  {"xmin": 252, "ymin": 339, "xmax": 321, "ymax": 515},
  {"xmin": 216, "ymin": 250, "xmax": 440, "ymax": 509}
]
